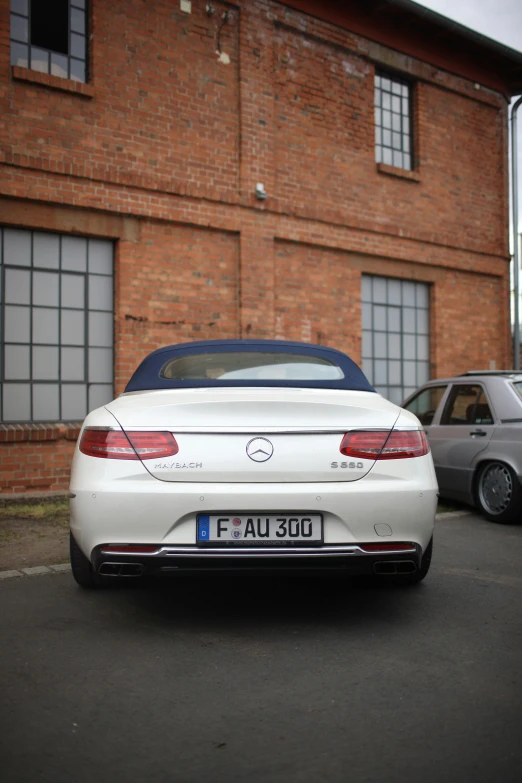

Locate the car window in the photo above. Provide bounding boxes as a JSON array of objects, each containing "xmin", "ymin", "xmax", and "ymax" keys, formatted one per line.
[
  {"xmin": 440, "ymin": 385, "xmax": 494, "ymax": 425},
  {"xmin": 513, "ymin": 381, "xmax": 522, "ymax": 401},
  {"xmin": 403, "ymin": 385, "xmax": 447, "ymax": 426},
  {"xmin": 160, "ymin": 351, "xmax": 345, "ymax": 381}
]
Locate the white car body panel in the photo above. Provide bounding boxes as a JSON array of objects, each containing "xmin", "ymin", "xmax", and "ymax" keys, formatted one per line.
[
  {"xmin": 70, "ymin": 388, "xmax": 437, "ymax": 561},
  {"xmin": 105, "ymin": 388, "xmax": 400, "ymax": 483},
  {"xmin": 106, "ymin": 387, "xmax": 402, "ymax": 428},
  {"xmin": 70, "ymin": 460, "xmax": 437, "ymax": 557}
]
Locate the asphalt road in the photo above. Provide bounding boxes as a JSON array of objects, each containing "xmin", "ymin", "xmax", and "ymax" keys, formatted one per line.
[{"xmin": 1, "ymin": 512, "xmax": 521, "ymax": 783}]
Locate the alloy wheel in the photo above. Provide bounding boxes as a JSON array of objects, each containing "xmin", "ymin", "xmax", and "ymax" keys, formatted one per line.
[{"xmin": 478, "ymin": 463, "xmax": 513, "ymax": 515}]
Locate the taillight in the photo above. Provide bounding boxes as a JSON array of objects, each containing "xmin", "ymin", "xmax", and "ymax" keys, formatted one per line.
[
  {"xmin": 79, "ymin": 428, "xmax": 178, "ymax": 460},
  {"xmin": 340, "ymin": 430, "xmax": 429, "ymax": 460}
]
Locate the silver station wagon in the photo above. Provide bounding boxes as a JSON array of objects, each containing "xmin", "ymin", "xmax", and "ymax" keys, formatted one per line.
[{"xmin": 403, "ymin": 372, "xmax": 522, "ymax": 524}]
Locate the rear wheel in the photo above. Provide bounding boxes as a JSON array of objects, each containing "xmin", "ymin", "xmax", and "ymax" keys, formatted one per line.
[
  {"xmin": 70, "ymin": 533, "xmax": 109, "ymax": 589},
  {"xmin": 476, "ymin": 461, "xmax": 522, "ymax": 524}
]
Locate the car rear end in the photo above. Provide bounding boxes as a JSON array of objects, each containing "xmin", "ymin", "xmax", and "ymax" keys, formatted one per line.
[{"xmin": 69, "ymin": 386, "xmax": 437, "ymax": 580}]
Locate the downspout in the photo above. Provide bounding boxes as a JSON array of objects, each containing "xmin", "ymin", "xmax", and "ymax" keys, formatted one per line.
[{"xmin": 512, "ymin": 95, "xmax": 522, "ymax": 371}]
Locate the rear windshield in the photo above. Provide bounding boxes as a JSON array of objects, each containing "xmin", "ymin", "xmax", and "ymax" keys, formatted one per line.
[
  {"xmin": 513, "ymin": 381, "xmax": 522, "ymax": 401},
  {"xmin": 160, "ymin": 352, "xmax": 344, "ymax": 381}
]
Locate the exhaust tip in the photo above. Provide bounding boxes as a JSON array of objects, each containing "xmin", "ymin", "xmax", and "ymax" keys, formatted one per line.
[
  {"xmin": 98, "ymin": 562, "xmax": 120, "ymax": 576},
  {"xmin": 120, "ymin": 563, "xmax": 144, "ymax": 576},
  {"xmin": 373, "ymin": 560, "xmax": 417, "ymax": 575},
  {"xmin": 98, "ymin": 562, "xmax": 144, "ymax": 577}
]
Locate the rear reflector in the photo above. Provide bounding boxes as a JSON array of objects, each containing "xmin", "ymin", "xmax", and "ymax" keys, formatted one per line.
[
  {"xmin": 101, "ymin": 544, "xmax": 159, "ymax": 554},
  {"xmin": 340, "ymin": 430, "xmax": 429, "ymax": 460},
  {"xmin": 359, "ymin": 543, "xmax": 416, "ymax": 552},
  {"xmin": 79, "ymin": 428, "xmax": 178, "ymax": 460}
]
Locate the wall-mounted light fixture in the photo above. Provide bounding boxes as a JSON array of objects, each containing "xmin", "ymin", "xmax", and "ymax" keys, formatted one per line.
[{"xmin": 255, "ymin": 183, "xmax": 267, "ymax": 200}]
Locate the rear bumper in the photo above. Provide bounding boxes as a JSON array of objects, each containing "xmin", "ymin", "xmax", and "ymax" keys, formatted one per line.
[
  {"xmin": 70, "ymin": 482, "xmax": 437, "ymax": 560},
  {"xmin": 91, "ymin": 542, "xmax": 423, "ymax": 576}
]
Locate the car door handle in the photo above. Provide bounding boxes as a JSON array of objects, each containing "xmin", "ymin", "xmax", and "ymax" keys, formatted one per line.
[{"xmin": 469, "ymin": 429, "xmax": 487, "ymax": 436}]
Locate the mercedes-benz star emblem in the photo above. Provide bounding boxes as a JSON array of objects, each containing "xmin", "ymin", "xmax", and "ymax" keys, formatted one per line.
[{"xmin": 246, "ymin": 437, "xmax": 274, "ymax": 462}]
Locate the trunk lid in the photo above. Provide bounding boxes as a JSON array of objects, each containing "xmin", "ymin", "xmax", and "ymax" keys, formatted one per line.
[{"xmin": 106, "ymin": 388, "xmax": 400, "ymax": 482}]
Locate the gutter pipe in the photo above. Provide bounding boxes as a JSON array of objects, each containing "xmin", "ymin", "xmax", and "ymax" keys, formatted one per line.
[{"xmin": 512, "ymin": 95, "xmax": 522, "ymax": 371}]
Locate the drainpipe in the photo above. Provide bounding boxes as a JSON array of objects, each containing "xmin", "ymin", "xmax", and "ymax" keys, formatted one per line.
[{"xmin": 512, "ymin": 95, "xmax": 522, "ymax": 371}]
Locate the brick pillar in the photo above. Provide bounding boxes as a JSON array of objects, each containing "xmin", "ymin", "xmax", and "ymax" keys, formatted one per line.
[
  {"xmin": 239, "ymin": 223, "xmax": 275, "ymax": 338},
  {"xmin": 237, "ymin": 2, "xmax": 276, "ymax": 338},
  {"xmin": 239, "ymin": 0, "xmax": 275, "ymax": 205}
]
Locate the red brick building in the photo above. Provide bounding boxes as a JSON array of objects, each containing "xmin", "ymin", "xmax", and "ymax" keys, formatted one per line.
[{"xmin": 1, "ymin": 0, "xmax": 522, "ymax": 494}]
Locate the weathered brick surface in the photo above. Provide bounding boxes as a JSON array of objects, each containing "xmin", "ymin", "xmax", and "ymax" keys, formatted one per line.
[
  {"xmin": 115, "ymin": 222, "xmax": 239, "ymax": 386},
  {"xmin": 432, "ymin": 271, "xmax": 507, "ymax": 377},
  {"xmin": 0, "ymin": 426, "xmax": 79, "ymax": 493},
  {"xmin": 275, "ymin": 241, "xmax": 362, "ymax": 357},
  {"xmin": 0, "ymin": 0, "xmax": 512, "ymax": 492}
]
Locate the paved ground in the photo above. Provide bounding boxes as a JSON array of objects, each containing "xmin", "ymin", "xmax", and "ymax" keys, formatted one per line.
[{"xmin": 1, "ymin": 512, "xmax": 521, "ymax": 783}]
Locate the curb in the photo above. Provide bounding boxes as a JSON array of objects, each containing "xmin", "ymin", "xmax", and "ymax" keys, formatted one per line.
[
  {"xmin": 0, "ymin": 563, "xmax": 71, "ymax": 581},
  {"xmin": 435, "ymin": 510, "xmax": 473, "ymax": 520}
]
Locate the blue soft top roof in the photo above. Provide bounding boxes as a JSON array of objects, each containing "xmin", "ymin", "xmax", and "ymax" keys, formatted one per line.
[{"xmin": 124, "ymin": 339, "xmax": 375, "ymax": 393}]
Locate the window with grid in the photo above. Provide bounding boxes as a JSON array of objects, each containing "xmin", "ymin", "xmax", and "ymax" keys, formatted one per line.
[
  {"xmin": 374, "ymin": 71, "xmax": 412, "ymax": 170},
  {"xmin": 10, "ymin": 0, "xmax": 88, "ymax": 83},
  {"xmin": 361, "ymin": 275, "xmax": 430, "ymax": 404},
  {"xmin": 0, "ymin": 228, "xmax": 114, "ymax": 423}
]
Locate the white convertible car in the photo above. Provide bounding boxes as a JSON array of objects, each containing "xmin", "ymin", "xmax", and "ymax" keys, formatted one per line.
[{"xmin": 69, "ymin": 340, "xmax": 437, "ymax": 587}]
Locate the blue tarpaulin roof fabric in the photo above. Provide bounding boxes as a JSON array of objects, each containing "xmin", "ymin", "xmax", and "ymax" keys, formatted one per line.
[{"xmin": 124, "ymin": 340, "xmax": 375, "ymax": 393}]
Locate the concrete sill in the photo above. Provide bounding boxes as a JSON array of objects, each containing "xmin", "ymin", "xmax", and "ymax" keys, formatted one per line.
[
  {"xmin": 11, "ymin": 66, "xmax": 94, "ymax": 98},
  {"xmin": 377, "ymin": 162, "xmax": 420, "ymax": 182}
]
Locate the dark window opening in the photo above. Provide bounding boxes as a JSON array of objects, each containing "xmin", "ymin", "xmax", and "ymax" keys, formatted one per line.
[
  {"xmin": 31, "ymin": 0, "xmax": 69, "ymax": 55},
  {"xmin": 10, "ymin": 0, "xmax": 88, "ymax": 83}
]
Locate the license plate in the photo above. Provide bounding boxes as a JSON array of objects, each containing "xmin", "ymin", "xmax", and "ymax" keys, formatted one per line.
[{"xmin": 197, "ymin": 514, "xmax": 323, "ymax": 546}]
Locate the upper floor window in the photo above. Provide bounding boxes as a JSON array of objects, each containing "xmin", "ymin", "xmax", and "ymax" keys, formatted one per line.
[
  {"xmin": 10, "ymin": 0, "xmax": 88, "ymax": 83},
  {"xmin": 374, "ymin": 71, "xmax": 412, "ymax": 170}
]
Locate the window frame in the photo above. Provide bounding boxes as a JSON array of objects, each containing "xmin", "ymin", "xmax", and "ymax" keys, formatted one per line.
[
  {"xmin": 374, "ymin": 68, "xmax": 414, "ymax": 171},
  {"xmin": 510, "ymin": 381, "xmax": 522, "ymax": 402},
  {"xmin": 10, "ymin": 0, "xmax": 89, "ymax": 84},
  {"xmin": 361, "ymin": 274, "xmax": 431, "ymax": 404},
  {"xmin": 0, "ymin": 227, "xmax": 114, "ymax": 424},
  {"xmin": 402, "ymin": 384, "xmax": 449, "ymax": 427},
  {"xmin": 440, "ymin": 383, "xmax": 496, "ymax": 427}
]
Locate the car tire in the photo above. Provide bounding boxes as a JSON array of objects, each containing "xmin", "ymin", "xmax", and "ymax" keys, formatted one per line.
[
  {"xmin": 70, "ymin": 532, "xmax": 109, "ymax": 588},
  {"xmin": 476, "ymin": 461, "xmax": 522, "ymax": 525}
]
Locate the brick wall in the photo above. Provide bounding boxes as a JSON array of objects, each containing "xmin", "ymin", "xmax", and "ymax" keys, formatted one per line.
[
  {"xmin": 115, "ymin": 222, "xmax": 239, "ymax": 386},
  {"xmin": 274, "ymin": 241, "xmax": 362, "ymax": 357},
  {"xmin": 0, "ymin": 424, "xmax": 80, "ymax": 494},
  {"xmin": 0, "ymin": 0, "xmax": 512, "ymax": 493}
]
